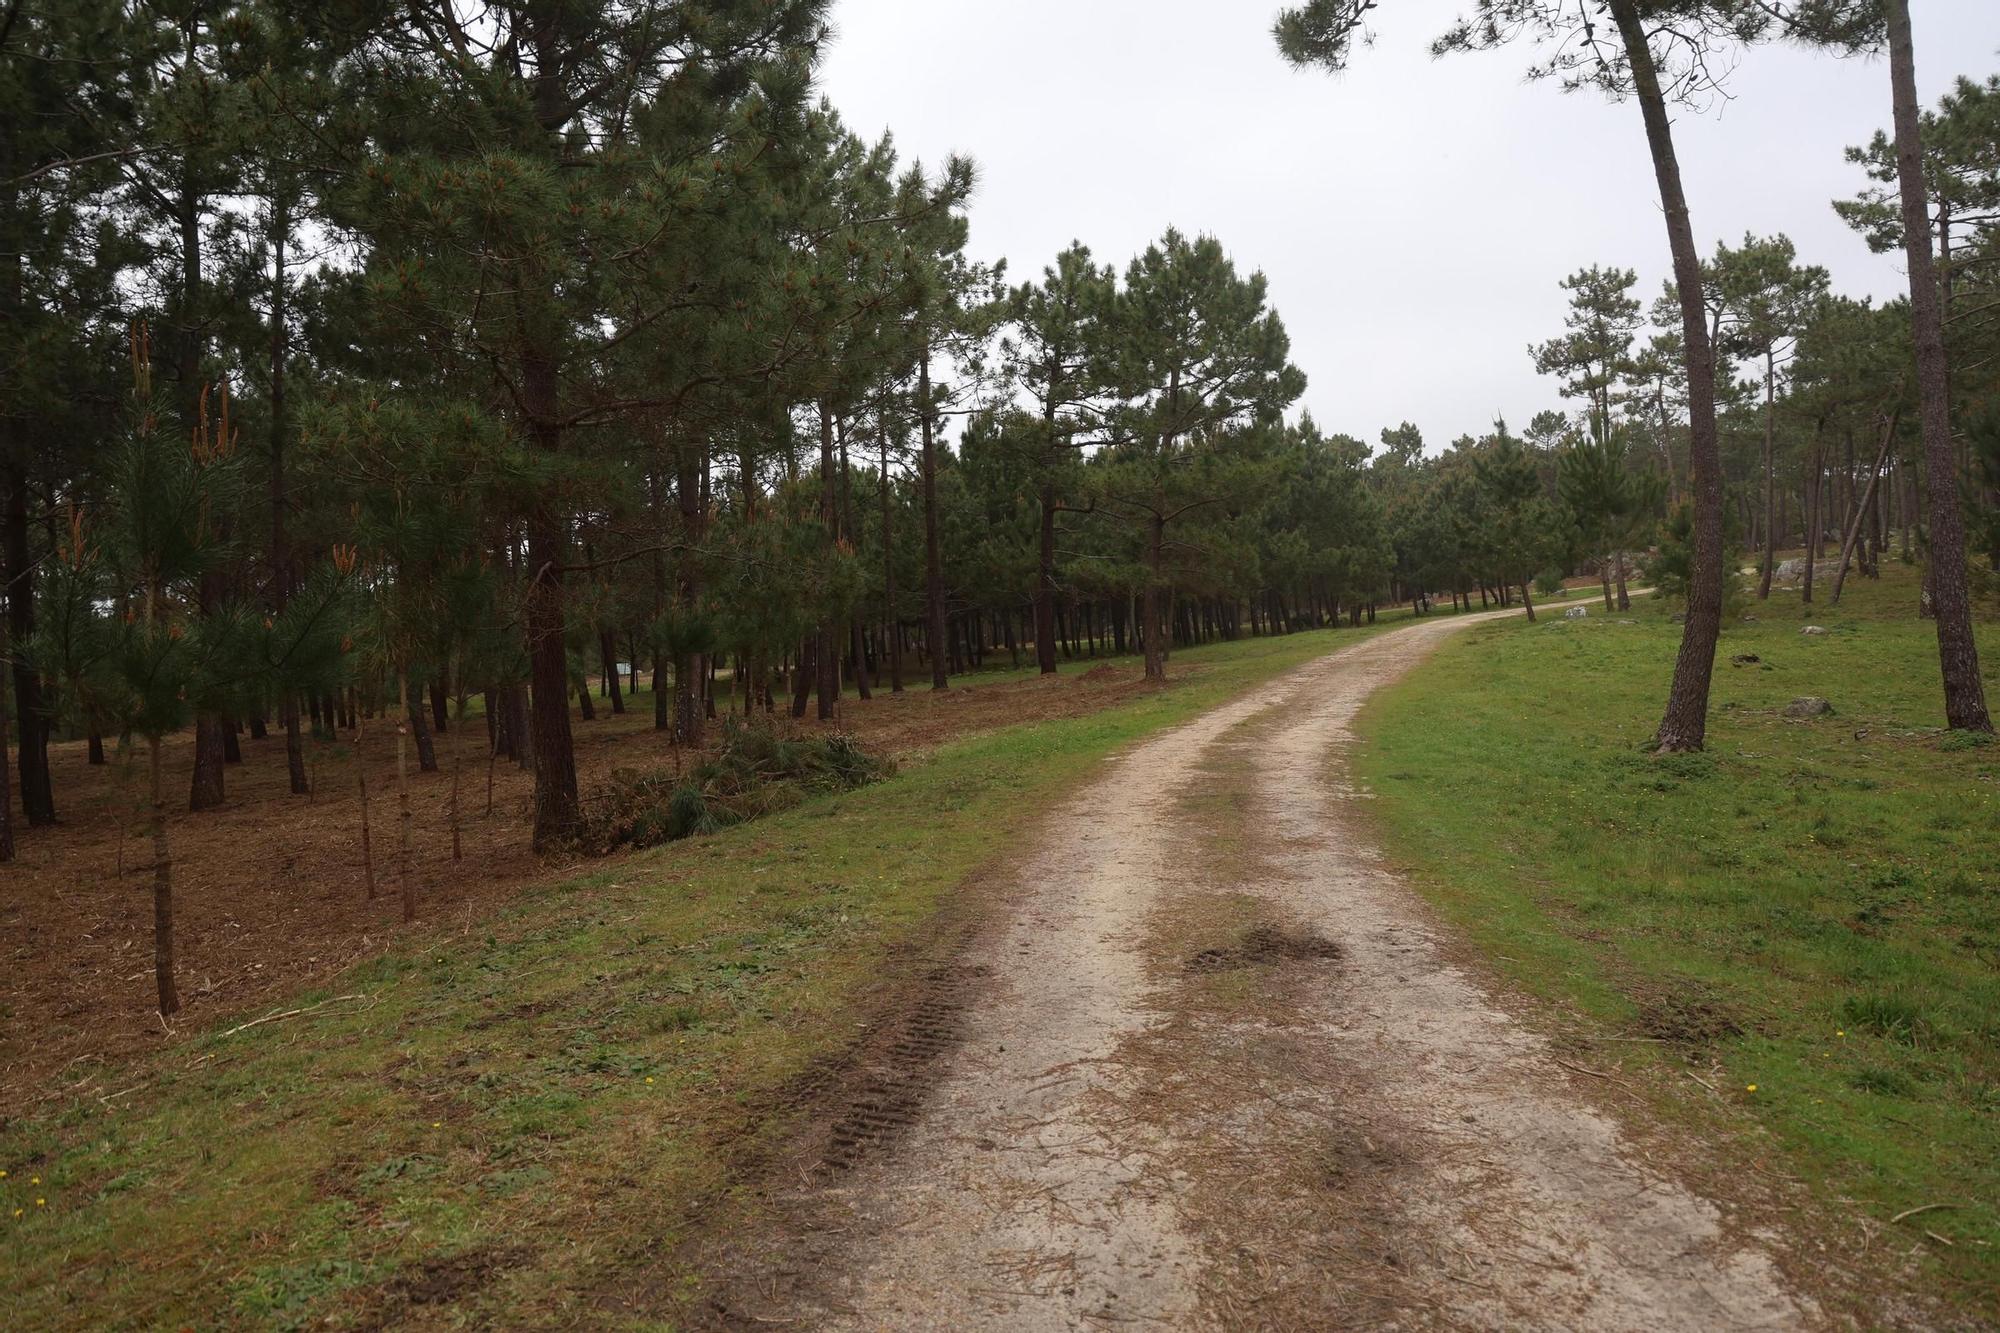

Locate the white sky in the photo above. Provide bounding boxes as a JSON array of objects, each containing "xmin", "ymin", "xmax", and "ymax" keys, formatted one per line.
[{"xmin": 818, "ymin": 0, "xmax": 2000, "ymax": 454}]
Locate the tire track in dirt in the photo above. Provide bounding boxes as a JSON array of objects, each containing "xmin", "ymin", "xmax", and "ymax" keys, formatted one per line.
[{"xmin": 732, "ymin": 614, "xmax": 1817, "ymax": 1330}]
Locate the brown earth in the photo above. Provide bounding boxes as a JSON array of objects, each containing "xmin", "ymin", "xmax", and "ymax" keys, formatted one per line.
[
  {"xmin": 709, "ymin": 614, "xmax": 1835, "ymax": 1331},
  {"xmin": 0, "ymin": 659, "xmax": 1155, "ymax": 1106}
]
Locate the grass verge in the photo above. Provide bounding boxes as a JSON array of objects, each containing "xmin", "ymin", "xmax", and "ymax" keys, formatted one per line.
[
  {"xmin": 1354, "ymin": 561, "xmax": 1999, "ymax": 1316},
  {"xmin": 0, "ymin": 611, "xmax": 1427, "ymax": 1331}
]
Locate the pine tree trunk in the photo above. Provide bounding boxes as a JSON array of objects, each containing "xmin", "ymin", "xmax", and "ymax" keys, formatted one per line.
[
  {"xmin": 1613, "ymin": 0, "xmax": 1724, "ymax": 752},
  {"xmin": 1886, "ymin": 0, "xmax": 1992, "ymax": 731},
  {"xmin": 1143, "ymin": 512, "xmax": 1167, "ymax": 682},
  {"xmin": 449, "ymin": 694, "xmax": 464, "ymax": 863},
  {"xmin": 0, "ymin": 616, "xmax": 14, "ymax": 862},
  {"xmin": 817, "ymin": 403, "xmax": 840, "ymax": 719},
  {"xmin": 1758, "ymin": 351, "xmax": 1778, "ymax": 599},
  {"xmin": 7, "ymin": 461, "xmax": 54, "ymax": 826},
  {"xmin": 357, "ymin": 759, "xmax": 377, "ymax": 899},
  {"xmin": 1036, "ymin": 481, "xmax": 1059, "ymax": 674},
  {"xmin": 919, "ymin": 345, "xmax": 949, "ymax": 691},
  {"xmin": 189, "ymin": 710, "xmax": 226, "ymax": 811},
  {"xmin": 407, "ymin": 679, "xmax": 438, "ymax": 773},
  {"xmin": 270, "ymin": 194, "xmax": 308, "ymax": 795},
  {"xmin": 150, "ymin": 734, "xmax": 176, "ymax": 1015},
  {"xmin": 1802, "ymin": 440, "xmax": 1821, "ymax": 604},
  {"xmin": 523, "ymin": 523, "xmax": 575, "ymax": 842},
  {"xmin": 674, "ymin": 436, "xmax": 705, "ymax": 745},
  {"xmin": 396, "ymin": 675, "xmax": 416, "ymax": 922},
  {"xmin": 879, "ymin": 412, "xmax": 903, "ymax": 693},
  {"xmin": 1832, "ymin": 409, "xmax": 1897, "ymax": 605},
  {"xmin": 601, "ymin": 630, "xmax": 623, "ymax": 714}
]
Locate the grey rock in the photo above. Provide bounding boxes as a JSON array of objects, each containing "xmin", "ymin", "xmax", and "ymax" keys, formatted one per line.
[
  {"xmin": 1783, "ymin": 697, "xmax": 1834, "ymax": 718},
  {"xmin": 1564, "ymin": 605, "xmax": 1588, "ymax": 619},
  {"xmin": 1801, "ymin": 625, "xmax": 1828, "ymax": 636},
  {"xmin": 1730, "ymin": 653, "xmax": 1760, "ymax": 665},
  {"xmin": 1774, "ymin": 558, "xmax": 1807, "ymax": 582}
]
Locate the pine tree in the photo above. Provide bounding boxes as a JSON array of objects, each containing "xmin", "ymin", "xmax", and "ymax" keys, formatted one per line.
[
  {"xmin": 1275, "ymin": 0, "xmax": 1806, "ymax": 749},
  {"xmin": 1531, "ymin": 265, "xmax": 1642, "ymax": 447},
  {"xmin": 1002, "ymin": 243, "xmax": 1118, "ymax": 674},
  {"xmin": 1102, "ymin": 230, "xmax": 1304, "ymax": 681},
  {"xmin": 343, "ymin": 0, "xmax": 830, "ymax": 846}
]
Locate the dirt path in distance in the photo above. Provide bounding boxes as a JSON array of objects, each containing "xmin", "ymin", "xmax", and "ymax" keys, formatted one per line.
[{"xmin": 727, "ymin": 612, "xmax": 1818, "ymax": 1330}]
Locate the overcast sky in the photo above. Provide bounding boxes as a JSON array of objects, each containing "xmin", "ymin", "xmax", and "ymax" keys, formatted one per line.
[{"xmin": 818, "ymin": 0, "xmax": 2000, "ymax": 455}]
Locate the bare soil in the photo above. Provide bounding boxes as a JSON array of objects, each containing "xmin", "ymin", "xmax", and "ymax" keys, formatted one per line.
[
  {"xmin": 0, "ymin": 661, "xmax": 1158, "ymax": 1105},
  {"xmin": 716, "ymin": 615, "xmax": 1825, "ymax": 1330}
]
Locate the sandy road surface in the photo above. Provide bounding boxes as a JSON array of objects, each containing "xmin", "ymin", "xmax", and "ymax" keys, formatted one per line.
[{"xmin": 739, "ymin": 612, "xmax": 1813, "ymax": 1330}]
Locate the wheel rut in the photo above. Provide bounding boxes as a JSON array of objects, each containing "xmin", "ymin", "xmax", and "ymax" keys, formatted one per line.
[{"xmin": 724, "ymin": 615, "xmax": 1818, "ymax": 1331}]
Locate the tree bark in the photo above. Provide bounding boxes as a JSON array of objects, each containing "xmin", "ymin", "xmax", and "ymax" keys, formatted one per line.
[
  {"xmin": 839, "ymin": 417, "xmax": 871, "ymax": 701},
  {"xmin": 1757, "ymin": 349, "xmax": 1777, "ymax": 599},
  {"xmin": 1885, "ymin": 0, "xmax": 1992, "ymax": 731},
  {"xmin": 4, "ymin": 461, "xmax": 52, "ymax": 824},
  {"xmin": 816, "ymin": 403, "xmax": 839, "ymax": 719},
  {"xmin": 919, "ymin": 342, "xmax": 948, "ymax": 691},
  {"xmin": 1801, "ymin": 436, "xmax": 1822, "ymax": 604},
  {"xmin": 407, "ymin": 677, "xmax": 438, "ymax": 773},
  {"xmin": 270, "ymin": 193, "xmax": 308, "ymax": 797},
  {"xmin": 673, "ymin": 434, "xmax": 706, "ymax": 745},
  {"xmin": 1832, "ymin": 409, "xmax": 1897, "ymax": 606},
  {"xmin": 1613, "ymin": 0, "xmax": 1724, "ymax": 752},
  {"xmin": 0, "ymin": 615, "xmax": 14, "ymax": 862},
  {"xmin": 1142, "ymin": 512, "xmax": 1168, "ymax": 681},
  {"xmin": 150, "ymin": 735, "xmax": 176, "ymax": 1015},
  {"xmin": 1034, "ymin": 480, "xmax": 1062, "ymax": 675},
  {"xmin": 396, "ymin": 675, "xmax": 416, "ymax": 923},
  {"xmin": 878, "ymin": 410, "xmax": 903, "ymax": 693},
  {"xmin": 524, "ymin": 516, "xmax": 577, "ymax": 844}
]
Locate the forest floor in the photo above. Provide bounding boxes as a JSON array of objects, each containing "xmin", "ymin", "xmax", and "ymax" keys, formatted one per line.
[
  {"xmin": 0, "ymin": 610, "xmax": 1436, "ymax": 1329},
  {"xmin": 15, "ymin": 566, "xmax": 1974, "ymax": 1329},
  {"xmin": 0, "ymin": 635, "xmax": 1258, "ymax": 1105}
]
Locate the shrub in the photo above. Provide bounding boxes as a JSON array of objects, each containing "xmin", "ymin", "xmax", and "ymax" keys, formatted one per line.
[{"xmin": 576, "ymin": 721, "xmax": 894, "ymax": 853}]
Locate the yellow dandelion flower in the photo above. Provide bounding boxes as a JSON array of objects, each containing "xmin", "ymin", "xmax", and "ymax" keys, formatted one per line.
[
  {"xmin": 29, "ymin": 1176, "xmax": 38, "ymax": 1185},
  {"xmin": 1836, "ymin": 1030, "xmax": 1845, "ymax": 1038},
  {"xmin": 1746, "ymin": 1084, "xmax": 1758, "ymax": 1093},
  {"xmin": 35, "ymin": 1198, "xmax": 45, "ymax": 1207},
  {"xmin": 431, "ymin": 1121, "xmax": 442, "ymax": 1129},
  {"xmin": 644, "ymin": 1076, "xmax": 655, "ymax": 1084}
]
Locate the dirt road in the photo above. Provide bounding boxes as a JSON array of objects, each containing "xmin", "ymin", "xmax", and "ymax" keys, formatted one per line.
[{"xmin": 739, "ymin": 613, "xmax": 1814, "ymax": 1330}]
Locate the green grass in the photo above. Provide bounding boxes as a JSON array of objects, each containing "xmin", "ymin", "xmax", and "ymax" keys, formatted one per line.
[
  {"xmin": 0, "ymin": 610, "xmax": 1428, "ymax": 1331},
  {"xmin": 1355, "ymin": 560, "xmax": 2000, "ymax": 1313}
]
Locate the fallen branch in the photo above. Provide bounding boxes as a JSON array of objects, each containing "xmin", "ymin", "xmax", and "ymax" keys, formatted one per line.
[
  {"xmin": 1553, "ymin": 1057, "xmax": 1616, "ymax": 1080},
  {"xmin": 220, "ymin": 992, "xmax": 371, "ymax": 1038},
  {"xmin": 1889, "ymin": 1202, "xmax": 1961, "ymax": 1226}
]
